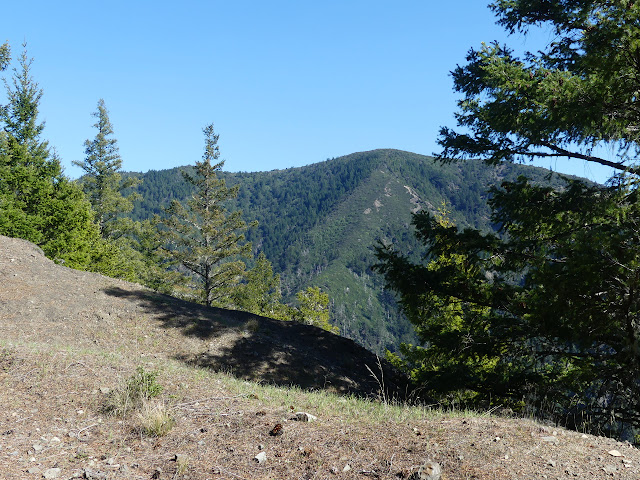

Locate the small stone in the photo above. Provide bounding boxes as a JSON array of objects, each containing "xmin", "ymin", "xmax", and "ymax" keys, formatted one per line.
[
  {"xmin": 608, "ymin": 449, "xmax": 622, "ymax": 457},
  {"xmin": 33, "ymin": 444, "xmax": 44, "ymax": 452},
  {"xmin": 174, "ymin": 454, "xmax": 188, "ymax": 464},
  {"xmin": 83, "ymin": 469, "xmax": 107, "ymax": 480},
  {"xmin": 99, "ymin": 387, "xmax": 110, "ymax": 394},
  {"xmin": 27, "ymin": 467, "xmax": 41, "ymax": 474},
  {"xmin": 293, "ymin": 412, "xmax": 318, "ymax": 422},
  {"xmin": 416, "ymin": 460, "xmax": 442, "ymax": 480},
  {"xmin": 541, "ymin": 436, "xmax": 559, "ymax": 445},
  {"xmin": 49, "ymin": 436, "xmax": 61, "ymax": 444},
  {"xmin": 603, "ymin": 465, "xmax": 617, "ymax": 474},
  {"xmin": 255, "ymin": 451, "xmax": 267, "ymax": 464},
  {"xmin": 43, "ymin": 468, "xmax": 61, "ymax": 479},
  {"xmin": 343, "ymin": 464, "xmax": 352, "ymax": 472},
  {"xmin": 547, "ymin": 459, "xmax": 556, "ymax": 467}
]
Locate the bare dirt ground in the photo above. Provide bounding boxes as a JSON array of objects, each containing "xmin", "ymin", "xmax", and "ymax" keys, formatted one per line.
[{"xmin": 1, "ymin": 234, "xmax": 640, "ymax": 480}]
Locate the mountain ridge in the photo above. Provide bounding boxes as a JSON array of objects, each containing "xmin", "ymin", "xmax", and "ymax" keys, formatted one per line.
[{"xmin": 126, "ymin": 149, "xmax": 576, "ymax": 353}]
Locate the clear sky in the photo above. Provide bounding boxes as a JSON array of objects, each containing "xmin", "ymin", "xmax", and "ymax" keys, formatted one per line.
[{"xmin": 2, "ymin": 1, "xmax": 615, "ymax": 183}]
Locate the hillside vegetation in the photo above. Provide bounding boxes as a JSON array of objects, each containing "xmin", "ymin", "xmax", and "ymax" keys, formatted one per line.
[{"xmin": 127, "ymin": 149, "xmax": 573, "ymax": 353}]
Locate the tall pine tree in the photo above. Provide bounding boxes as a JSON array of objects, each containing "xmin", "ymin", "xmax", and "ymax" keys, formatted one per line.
[
  {"xmin": 377, "ymin": 1, "xmax": 640, "ymax": 438},
  {"xmin": 74, "ymin": 99, "xmax": 140, "ymax": 239},
  {"xmin": 0, "ymin": 45, "xmax": 100, "ymax": 269},
  {"xmin": 159, "ymin": 124, "xmax": 255, "ymax": 307}
]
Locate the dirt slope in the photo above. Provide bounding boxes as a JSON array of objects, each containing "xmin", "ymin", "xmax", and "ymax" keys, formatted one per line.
[
  {"xmin": 1, "ymin": 235, "xmax": 639, "ymax": 480},
  {"xmin": 0, "ymin": 235, "xmax": 409, "ymax": 398}
]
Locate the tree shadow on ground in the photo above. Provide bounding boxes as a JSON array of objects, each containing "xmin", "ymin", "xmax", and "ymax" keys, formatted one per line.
[
  {"xmin": 103, "ymin": 286, "xmax": 410, "ymax": 400},
  {"xmin": 103, "ymin": 286, "xmax": 246, "ymax": 339}
]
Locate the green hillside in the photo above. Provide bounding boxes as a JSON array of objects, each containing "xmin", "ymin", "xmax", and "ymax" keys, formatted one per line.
[{"xmin": 126, "ymin": 149, "xmax": 571, "ymax": 354}]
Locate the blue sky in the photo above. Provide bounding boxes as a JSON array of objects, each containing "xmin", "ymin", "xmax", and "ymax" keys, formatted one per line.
[{"xmin": 2, "ymin": 1, "xmax": 615, "ymax": 183}]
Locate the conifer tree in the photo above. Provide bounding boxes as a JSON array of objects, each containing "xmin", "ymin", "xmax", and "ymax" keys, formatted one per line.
[
  {"xmin": 74, "ymin": 99, "xmax": 140, "ymax": 239},
  {"xmin": 233, "ymin": 253, "xmax": 289, "ymax": 319},
  {"xmin": 160, "ymin": 124, "xmax": 255, "ymax": 307},
  {"xmin": 294, "ymin": 286, "xmax": 337, "ymax": 333},
  {"xmin": 376, "ymin": 1, "xmax": 640, "ymax": 437},
  {"xmin": 0, "ymin": 45, "xmax": 101, "ymax": 269}
]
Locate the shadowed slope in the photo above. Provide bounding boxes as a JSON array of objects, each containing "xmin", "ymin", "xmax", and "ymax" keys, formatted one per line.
[{"xmin": 0, "ymin": 235, "xmax": 408, "ymax": 399}]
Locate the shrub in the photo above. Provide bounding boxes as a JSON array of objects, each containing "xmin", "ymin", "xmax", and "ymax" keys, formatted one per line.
[{"xmin": 102, "ymin": 366, "xmax": 163, "ymax": 416}]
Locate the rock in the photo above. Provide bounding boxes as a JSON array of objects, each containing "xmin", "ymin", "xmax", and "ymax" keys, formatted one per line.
[
  {"xmin": 293, "ymin": 412, "xmax": 318, "ymax": 422},
  {"xmin": 42, "ymin": 468, "xmax": 61, "ymax": 479},
  {"xmin": 608, "ymin": 449, "xmax": 622, "ymax": 457},
  {"xmin": 603, "ymin": 465, "xmax": 618, "ymax": 474},
  {"xmin": 27, "ymin": 467, "xmax": 41, "ymax": 474},
  {"xmin": 33, "ymin": 444, "xmax": 44, "ymax": 452},
  {"xmin": 49, "ymin": 437, "xmax": 61, "ymax": 444},
  {"xmin": 343, "ymin": 464, "xmax": 351, "ymax": 472},
  {"xmin": 410, "ymin": 461, "xmax": 442, "ymax": 480},
  {"xmin": 541, "ymin": 436, "xmax": 559, "ymax": 445},
  {"xmin": 83, "ymin": 469, "xmax": 107, "ymax": 480},
  {"xmin": 255, "ymin": 452, "xmax": 267, "ymax": 464},
  {"xmin": 174, "ymin": 454, "xmax": 188, "ymax": 464}
]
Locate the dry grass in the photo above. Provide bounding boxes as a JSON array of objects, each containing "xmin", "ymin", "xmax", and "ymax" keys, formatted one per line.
[{"xmin": 137, "ymin": 400, "xmax": 176, "ymax": 437}]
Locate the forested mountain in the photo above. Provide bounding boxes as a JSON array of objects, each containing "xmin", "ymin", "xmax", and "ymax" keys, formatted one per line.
[{"xmin": 126, "ymin": 149, "xmax": 572, "ymax": 354}]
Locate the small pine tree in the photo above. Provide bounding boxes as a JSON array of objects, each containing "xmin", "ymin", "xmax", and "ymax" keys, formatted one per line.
[
  {"xmin": 233, "ymin": 253, "xmax": 289, "ymax": 319},
  {"xmin": 294, "ymin": 286, "xmax": 337, "ymax": 333},
  {"xmin": 159, "ymin": 124, "xmax": 255, "ymax": 306}
]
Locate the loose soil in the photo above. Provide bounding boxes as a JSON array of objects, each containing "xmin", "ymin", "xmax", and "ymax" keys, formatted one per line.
[{"xmin": 1, "ymin": 234, "xmax": 639, "ymax": 479}]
